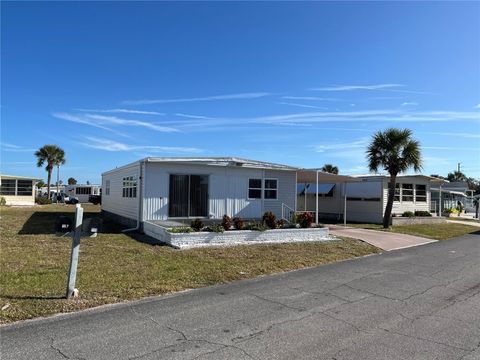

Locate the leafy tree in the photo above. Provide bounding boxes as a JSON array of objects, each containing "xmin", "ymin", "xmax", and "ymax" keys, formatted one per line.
[
  {"xmin": 447, "ymin": 171, "xmax": 467, "ymax": 182},
  {"xmin": 68, "ymin": 177, "xmax": 77, "ymax": 185},
  {"xmin": 36, "ymin": 180, "xmax": 45, "ymax": 189},
  {"xmin": 367, "ymin": 128, "xmax": 422, "ymax": 228},
  {"xmin": 34, "ymin": 145, "xmax": 66, "ymax": 200},
  {"xmin": 321, "ymin": 164, "xmax": 339, "ymax": 174}
]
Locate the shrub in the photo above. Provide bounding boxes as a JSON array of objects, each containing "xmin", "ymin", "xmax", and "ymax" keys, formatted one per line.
[
  {"xmin": 191, "ymin": 218, "xmax": 204, "ymax": 232},
  {"xmin": 262, "ymin": 211, "xmax": 277, "ymax": 229},
  {"xmin": 205, "ymin": 223, "xmax": 224, "ymax": 233},
  {"xmin": 0, "ymin": 197, "xmax": 6, "ymax": 206},
  {"xmin": 297, "ymin": 212, "xmax": 314, "ymax": 228},
  {"xmin": 443, "ymin": 207, "xmax": 458, "ymax": 216},
  {"xmin": 35, "ymin": 197, "xmax": 52, "ymax": 205},
  {"xmin": 244, "ymin": 221, "xmax": 268, "ymax": 232},
  {"xmin": 169, "ymin": 226, "xmax": 193, "ymax": 233},
  {"xmin": 414, "ymin": 210, "xmax": 432, "ymax": 217},
  {"xmin": 232, "ymin": 217, "xmax": 244, "ymax": 230},
  {"xmin": 276, "ymin": 219, "xmax": 286, "ymax": 229},
  {"xmin": 402, "ymin": 211, "xmax": 415, "ymax": 218},
  {"xmin": 290, "ymin": 212, "xmax": 298, "ymax": 224},
  {"xmin": 221, "ymin": 215, "xmax": 232, "ymax": 231}
]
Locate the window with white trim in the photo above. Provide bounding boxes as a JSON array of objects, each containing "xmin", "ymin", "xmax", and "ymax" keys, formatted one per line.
[
  {"xmin": 122, "ymin": 176, "xmax": 137, "ymax": 198},
  {"xmin": 264, "ymin": 179, "xmax": 278, "ymax": 200},
  {"xmin": 415, "ymin": 184, "xmax": 427, "ymax": 202},
  {"xmin": 0, "ymin": 179, "xmax": 16, "ymax": 195},
  {"xmin": 394, "ymin": 183, "xmax": 401, "ymax": 202},
  {"xmin": 75, "ymin": 187, "xmax": 92, "ymax": 195},
  {"xmin": 248, "ymin": 179, "xmax": 262, "ymax": 199},
  {"xmin": 105, "ymin": 180, "xmax": 110, "ymax": 196},
  {"xmin": 402, "ymin": 184, "xmax": 414, "ymax": 202},
  {"xmin": 17, "ymin": 180, "xmax": 33, "ymax": 196}
]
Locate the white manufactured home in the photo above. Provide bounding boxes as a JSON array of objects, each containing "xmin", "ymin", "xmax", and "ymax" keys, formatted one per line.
[
  {"xmin": 0, "ymin": 174, "xmax": 40, "ymax": 206},
  {"xmin": 101, "ymin": 157, "xmax": 298, "ymax": 227},
  {"xmin": 65, "ymin": 184, "xmax": 101, "ymax": 203},
  {"xmin": 297, "ymin": 174, "xmax": 445, "ymax": 224}
]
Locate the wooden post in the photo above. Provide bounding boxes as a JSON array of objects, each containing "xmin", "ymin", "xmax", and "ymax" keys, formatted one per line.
[{"xmin": 66, "ymin": 204, "xmax": 83, "ymax": 299}]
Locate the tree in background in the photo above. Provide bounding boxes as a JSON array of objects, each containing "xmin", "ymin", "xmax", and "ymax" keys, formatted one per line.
[
  {"xmin": 367, "ymin": 128, "xmax": 422, "ymax": 228},
  {"xmin": 36, "ymin": 180, "xmax": 45, "ymax": 189},
  {"xmin": 68, "ymin": 177, "xmax": 77, "ymax": 185},
  {"xmin": 447, "ymin": 171, "xmax": 467, "ymax": 182},
  {"xmin": 34, "ymin": 145, "xmax": 66, "ymax": 199},
  {"xmin": 321, "ymin": 164, "xmax": 339, "ymax": 174}
]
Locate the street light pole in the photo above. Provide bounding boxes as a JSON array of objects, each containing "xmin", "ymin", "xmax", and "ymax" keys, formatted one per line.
[{"xmin": 56, "ymin": 164, "xmax": 60, "ymax": 204}]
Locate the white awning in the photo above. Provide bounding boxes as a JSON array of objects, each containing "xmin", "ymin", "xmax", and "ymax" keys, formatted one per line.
[
  {"xmin": 297, "ymin": 183, "xmax": 335, "ymax": 195},
  {"xmin": 297, "ymin": 169, "xmax": 360, "ymax": 183}
]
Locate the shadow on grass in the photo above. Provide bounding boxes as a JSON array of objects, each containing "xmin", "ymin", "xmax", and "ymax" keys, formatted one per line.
[{"xmin": 18, "ymin": 211, "xmax": 168, "ymax": 247}]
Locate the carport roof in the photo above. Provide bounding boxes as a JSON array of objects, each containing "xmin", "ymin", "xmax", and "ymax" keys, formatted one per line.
[{"xmin": 296, "ymin": 169, "xmax": 361, "ymax": 183}]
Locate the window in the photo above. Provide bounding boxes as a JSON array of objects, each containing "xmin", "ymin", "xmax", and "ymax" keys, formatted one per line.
[
  {"xmin": 415, "ymin": 184, "xmax": 427, "ymax": 202},
  {"xmin": 105, "ymin": 180, "xmax": 110, "ymax": 196},
  {"xmin": 0, "ymin": 179, "xmax": 16, "ymax": 195},
  {"xmin": 394, "ymin": 183, "xmax": 401, "ymax": 202},
  {"xmin": 402, "ymin": 184, "xmax": 414, "ymax": 202},
  {"xmin": 17, "ymin": 180, "xmax": 32, "ymax": 196},
  {"xmin": 122, "ymin": 176, "xmax": 137, "ymax": 198},
  {"xmin": 264, "ymin": 179, "xmax": 278, "ymax": 200},
  {"xmin": 248, "ymin": 179, "xmax": 262, "ymax": 199},
  {"xmin": 75, "ymin": 187, "xmax": 92, "ymax": 195}
]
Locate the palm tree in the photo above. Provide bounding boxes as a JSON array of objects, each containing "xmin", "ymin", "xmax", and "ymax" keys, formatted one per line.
[
  {"xmin": 366, "ymin": 128, "xmax": 422, "ymax": 228},
  {"xmin": 321, "ymin": 164, "xmax": 339, "ymax": 174},
  {"xmin": 35, "ymin": 145, "xmax": 66, "ymax": 199}
]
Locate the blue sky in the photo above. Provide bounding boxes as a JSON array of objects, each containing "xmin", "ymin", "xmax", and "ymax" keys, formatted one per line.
[{"xmin": 1, "ymin": 1, "xmax": 479, "ymax": 184}]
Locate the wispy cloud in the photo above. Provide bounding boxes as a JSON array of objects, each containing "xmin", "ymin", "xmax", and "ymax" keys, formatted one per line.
[
  {"xmin": 53, "ymin": 112, "xmax": 177, "ymax": 133},
  {"xmin": 313, "ymin": 138, "xmax": 369, "ymax": 153},
  {"xmin": 475, "ymin": 104, "xmax": 480, "ymax": 109},
  {"xmin": 275, "ymin": 102, "xmax": 328, "ymax": 110},
  {"xmin": 282, "ymin": 96, "xmax": 342, "ymax": 101},
  {"xmin": 1, "ymin": 142, "xmax": 36, "ymax": 152},
  {"xmin": 310, "ymin": 84, "xmax": 435, "ymax": 95},
  {"xmin": 417, "ymin": 131, "xmax": 480, "ymax": 139},
  {"xmin": 311, "ymin": 84, "xmax": 403, "ymax": 91},
  {"xmin": 74, "ymin": 108, "xmax": 165, "ymax": 115},
  {"xmin": 174, "ymin": 113, "xmax": 214, "ymax": 119},
  {"xmin": 401, "ymin": 102, "xmax": 419, "ymax": 106},
  {"xmin": 80, "ymin": 137, "xmax": 203, "ymax": 154},
  {"xmin": 123, "ymin": 92, "xmax": 271, "ymax": 105}
]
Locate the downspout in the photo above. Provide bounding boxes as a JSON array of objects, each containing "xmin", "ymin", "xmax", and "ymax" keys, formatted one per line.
[{"xmin": 122, "ymin": 160, "xmax": 145, "ymax": 233}]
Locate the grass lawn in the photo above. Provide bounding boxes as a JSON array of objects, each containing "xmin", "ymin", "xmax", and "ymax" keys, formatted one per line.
[
  {"xmin": 339, "ymin": 222, "xmax": 479, "ymax": 240},
  {"xmin": 0, "ymin": 205, "xmax": 380, "ymax": 324}
]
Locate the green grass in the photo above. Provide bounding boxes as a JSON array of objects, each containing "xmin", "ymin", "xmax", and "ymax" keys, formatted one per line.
[
  {"xmin": 333, "ymin": 222, "xmax": 479, "ymax": 240},
  {"xmin": 0, "ymin": 205, "xmax": 380, "ymax": 324}
]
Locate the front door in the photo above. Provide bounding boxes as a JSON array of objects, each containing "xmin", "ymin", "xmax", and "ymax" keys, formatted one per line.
[{"xmin": 168, "ymin": 174, "xmax": 209, "ymax": 217}]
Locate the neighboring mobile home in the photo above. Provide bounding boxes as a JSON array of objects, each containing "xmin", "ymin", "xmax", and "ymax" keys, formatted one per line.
[
  {"xmin": 297, "ymin": 174, "xmax": 445, "ymax": 223},
  {"xmin": 0, "ymin": 174, "xmax": 40, "ymax": 205},
  {"xmin": 65, "ymin": 184, "xmax": 101, "ymax": 203},
  {"xmin": 101, "ymin": 157, "xmax": 298, "ymax": 227}
]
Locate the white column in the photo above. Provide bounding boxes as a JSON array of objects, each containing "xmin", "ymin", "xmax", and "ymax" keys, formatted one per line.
[{"xmin": 343, "ymin": 182, "xmax": 347, "ymax": 227}]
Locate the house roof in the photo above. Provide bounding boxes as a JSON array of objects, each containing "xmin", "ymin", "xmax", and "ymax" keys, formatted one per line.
[
  {"xmin": 0, "ymin": 174, "xmax": 42, "ymax": 181},
  {"xmin": 296, "ymin": 169, "xmax": 361, "ymax": 184},
  {"xmin": 103, "ymin": 157, "xmax": 299, "ymax": 175},
  {"xmin": 431, "ymin": 188, "xmax": 467, "ymax": 197},
  {"xmin": 352, "ymin": 174, "xmax": 448, "ymax": 183}
]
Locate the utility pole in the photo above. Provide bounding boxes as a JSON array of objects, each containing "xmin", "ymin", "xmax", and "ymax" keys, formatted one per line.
[
  {"xmin": 56, "ymin": 164, "xmax": 60, "ymax": 204},
  {"xmin": 457, "ymin": 162, "xmax": 461, "ymax": 173}
]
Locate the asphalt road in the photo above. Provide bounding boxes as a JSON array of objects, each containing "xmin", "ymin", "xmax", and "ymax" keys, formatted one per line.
[{"xmin": 2, "ymin": 233, "xmax": 479, "ymax": 360}]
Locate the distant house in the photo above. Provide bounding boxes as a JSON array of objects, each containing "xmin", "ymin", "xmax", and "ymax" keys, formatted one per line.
[
  {"xmin": 431, "ymin": 181, "xmax": 475, "ymax": 213},
  {"xmin": 0, "ymin": 174, "xmax": 40, "ymax": 206},
  {"xmin": 297, "ymin": 174, "xmax": 446, "ymax": 223},
  {"xmin": 101, "ymin": 157, "xmax": 299, "ymax": 227},
  {"xmin": 65, "ymin": 184, "xmax": 101, "ymax": 203}
]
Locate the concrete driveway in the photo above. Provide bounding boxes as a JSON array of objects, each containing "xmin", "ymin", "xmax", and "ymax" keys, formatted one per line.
[
  {"xmin": 329, "ymin": 226, "xmax": 437, "ymax": 251},
  {"xmin": 1, "ymin": 233, "xmax": 479, "ymax": 360}
]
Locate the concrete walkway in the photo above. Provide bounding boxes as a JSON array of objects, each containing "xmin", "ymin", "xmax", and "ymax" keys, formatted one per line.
[
  {"xmin": 329, "ymin": 226, "xmax": 437, "ymax": 251},
  {"xmin": 447, "ymin": 220, "xmax": 480, "ymax": 227}
]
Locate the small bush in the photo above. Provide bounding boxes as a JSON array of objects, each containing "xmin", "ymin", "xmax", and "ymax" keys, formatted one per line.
[
  {"xmin": 402, "ymin": 211, "xmax": 415, "ymax": 218},
  {"xmin": 221, "ymin": 215, "xmax": 232, "ymax": 231},
  {"xmin": 297, "ymin": 212, "xmax": 314, "ymax": 228},
  {"xmin": 290, "ymin": 212, "xmax": 298, "ymax": 224},
  {"xmin": 0, "ymin": 197, "xmax": 6, "ymax": 206},
  {"xmin": 233, "ymin": 217, "xmax": 244, "ymax": 230},
  {"xmin": 191, "ymin": 218, "xmax": 204, "ymax": 232},
  {"xmin": 169, "ymin": 226, "xmax": 193, "ymax": 233},
  {"xmin": 262, "ymin": 211, "xmax": 277, "ymax": 229},
  {"xmin": 205, "ymin": 223, "xmax": 224, "ymax": 233},
  {"xmin": 244, "ymin": 221, "xmax": 268, "ymax": 232},
  {"xmin": 414, "ymin": 210, "xmax": 432, "ymax": 217},
  {"xmin": 276, "ymin": 219, "xmax": 286, "ymax": 229},
  {"xmin": 35, "ymin": 197, "xmax": 52, "ymax": 205}
]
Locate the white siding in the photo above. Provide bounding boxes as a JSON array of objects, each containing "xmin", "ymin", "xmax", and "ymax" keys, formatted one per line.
[
  {"xmin": 101, "ymin": 163, "xmax": 141, "ymax": 221},
  {"xmin": 142, "ymin": 163, "xmax": 296, "ymax": 221}
]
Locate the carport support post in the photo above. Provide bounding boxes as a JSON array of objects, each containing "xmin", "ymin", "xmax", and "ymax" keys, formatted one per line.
[
  {"xmin": 66, "ymin": 204, "xmax": 83, "ymax": 299},
  {"xmin": 315, "ymin": 171, "xmax": 319, "ymax": 224},
  {"xmin": 343, "ymin": 183, "xmax": 347, "ymax": 227}
]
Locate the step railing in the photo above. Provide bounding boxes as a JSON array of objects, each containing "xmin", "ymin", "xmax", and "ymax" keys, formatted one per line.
[{"xmin": 281, "ymin": 203, "xmax": 296, "ymax": 223}]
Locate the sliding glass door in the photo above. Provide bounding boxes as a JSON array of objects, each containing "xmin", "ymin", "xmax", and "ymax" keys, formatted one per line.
[{"xmin": 168, "ymin": 174, "xmax": 209, "ymax": 217}]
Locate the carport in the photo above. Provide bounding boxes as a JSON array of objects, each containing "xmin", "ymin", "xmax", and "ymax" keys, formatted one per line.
[{"xmin": 296, "ymin": 170, "xmax": 361, "ymax": 226}]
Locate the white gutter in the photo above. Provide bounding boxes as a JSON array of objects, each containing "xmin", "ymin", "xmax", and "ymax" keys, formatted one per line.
[{"xmin": 122, "ymin": 160, "xmax": 144, "ymax": 233}]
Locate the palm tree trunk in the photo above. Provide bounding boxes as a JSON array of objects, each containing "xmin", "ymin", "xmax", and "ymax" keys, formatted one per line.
[
  {"xmin": 383, "ymin": 174, "xmax": 397, "ymax": 228},
  {"xmin": 47, "ymin": 168, "xmax": 52, "ymax": 201}
]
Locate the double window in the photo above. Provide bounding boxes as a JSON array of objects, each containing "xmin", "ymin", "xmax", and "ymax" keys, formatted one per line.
[
  {"xmin": 394, "ymin": 183, "xmax": 427, "ymax": 203},
  {"xmin": 122, "ymin": 176, "xmax": 137, "ymax": 198},
  {"xmin": 75, "ymin": 187, "xmax": 92, "ymax": 195},
  {"xmin": 0, "ymin": 179, "xmax": 33, "ymax": 196},
  {"xmin": 248, "ymin": 179, "xmax": 278, "ymax": 200}
]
